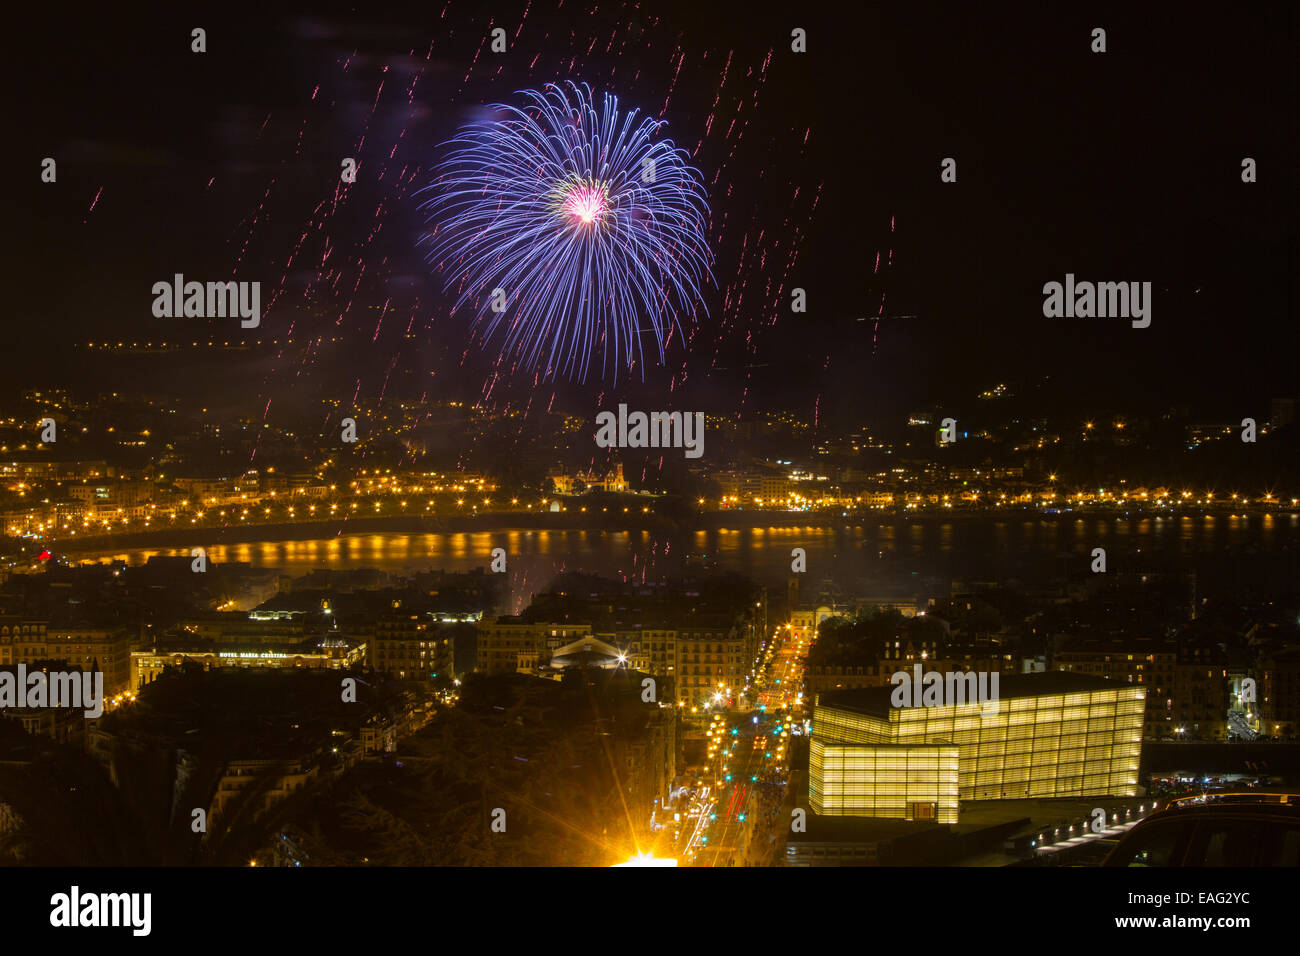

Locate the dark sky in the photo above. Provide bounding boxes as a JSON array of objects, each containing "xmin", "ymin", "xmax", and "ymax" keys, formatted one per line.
[{"xmin": 8, "ymin": 1, "xmax": 1296, "ymax": 428}]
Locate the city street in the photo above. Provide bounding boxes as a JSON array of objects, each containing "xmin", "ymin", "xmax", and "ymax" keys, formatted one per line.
[{"xmin": 678, "ymin": 623, "xmax": 809, "ymax": 866}]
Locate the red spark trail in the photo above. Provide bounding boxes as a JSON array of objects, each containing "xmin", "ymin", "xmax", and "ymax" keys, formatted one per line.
[{"xmin": 83, "ymin": 187, "xmax": 103, "ymax": 223}]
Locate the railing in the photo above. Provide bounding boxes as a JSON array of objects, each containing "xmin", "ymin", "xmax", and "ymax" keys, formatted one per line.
[{"xmin": 1162, "ymin": 791, "xmax": 1299, "ymax": 809}]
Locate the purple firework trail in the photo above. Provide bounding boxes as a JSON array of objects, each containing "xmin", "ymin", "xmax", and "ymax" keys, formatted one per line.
[{"xmin": 420, "ymin": 80, "xmax": 715, "ymax": 384}]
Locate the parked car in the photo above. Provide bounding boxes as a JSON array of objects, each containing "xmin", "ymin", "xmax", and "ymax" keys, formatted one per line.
[{"xmin": 1102, "ymin": 793, "xmax": 1300, "ymax": 867}]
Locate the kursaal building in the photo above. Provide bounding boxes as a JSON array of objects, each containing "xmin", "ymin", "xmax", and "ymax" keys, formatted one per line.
[{"xmin": 809, "ymin": 673, "xmax": 1144, "ymax": 824}]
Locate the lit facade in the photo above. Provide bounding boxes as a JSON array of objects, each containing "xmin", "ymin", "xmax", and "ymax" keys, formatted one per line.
[
  {"xmin": 0, "ymin": 619, "xmax": 48, "ymax": 666},
  {"xmin": 811, "ymin": 741, "xmax": 960, "ymax": 823},
  {"xmin": 672, "ymin": 629, "xmax": 746, "ymax": 707},
  {"xmin": 475, "ymin": 619, "xmax": 593, "ymax": 674},
  {"xmin": 1052, "ymin": 641, "xmax": 1175, "ymax": 737},
  {"xmin": 475, "ymin": 618, "xmax": 747, "ymax": 707},
  {"xmin": 809, "ymin": 673, "xmax": 1144, "ymax": 822},
  {"xmin": 131, "ymin": 643, "xmax": 364, "ymax": 690},
  {"xmin": 369, "ymin": 613, "xmax": 453, "ymax": 681},
  {"xmin": 44, "ymin": 628, "xmax": 134, "ymax": 699},
  {"xmin": 549, "ymin": 463, "xmax": 627, "ymax": 494}
]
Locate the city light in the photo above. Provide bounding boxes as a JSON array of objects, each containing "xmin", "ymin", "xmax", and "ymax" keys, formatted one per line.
[{"xmin": 612, "ymin": 853, "xmax": 677, "ymax": 867}]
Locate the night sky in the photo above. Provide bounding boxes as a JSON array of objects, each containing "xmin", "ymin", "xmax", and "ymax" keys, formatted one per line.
[{"xmin": 10, "ymin": 1, "xmax": 1295, "ymax": 427}]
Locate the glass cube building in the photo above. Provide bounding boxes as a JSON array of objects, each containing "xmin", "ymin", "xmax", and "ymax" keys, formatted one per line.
[{"xmin": 809, "ymin": 673, "xmax": 1145, "ymax": 823}]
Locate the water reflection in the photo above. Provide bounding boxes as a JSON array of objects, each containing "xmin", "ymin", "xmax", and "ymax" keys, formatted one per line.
[{"xmin": 66, "ymin": 513, "xmax": 1294, "ymax": 593}]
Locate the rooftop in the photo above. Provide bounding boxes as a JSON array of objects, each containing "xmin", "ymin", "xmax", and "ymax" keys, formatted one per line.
[{"xmin": 817, "ymin": 671, "xmax": 1132, "ymax": 719}]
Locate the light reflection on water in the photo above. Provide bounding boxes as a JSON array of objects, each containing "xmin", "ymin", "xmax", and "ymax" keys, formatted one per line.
[{"xmin": 74, "ymin": 513, "xmax": 1296, "ymax": 589}]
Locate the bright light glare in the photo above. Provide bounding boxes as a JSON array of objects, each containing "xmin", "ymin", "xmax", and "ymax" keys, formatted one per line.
[{"xmin": 613, "ymin": 853, "xmax": 678, "ymax": 867}]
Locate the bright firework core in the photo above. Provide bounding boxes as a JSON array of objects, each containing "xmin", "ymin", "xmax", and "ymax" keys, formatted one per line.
[
  {"xmin": 560, "ymin": 180, "xmax": 608, "ymax": 227},
  {"xmin": 424, "ymin": 81, "xmax": 715, "ymax": 383}
]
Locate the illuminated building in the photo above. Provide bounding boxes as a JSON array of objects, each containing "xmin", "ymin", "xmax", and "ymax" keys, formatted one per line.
[
  {"xmin": 548, "ymin": 463, "xmax": 627, "ymax": 494},
  {"xmin": 673, "ymin": 628, "xmax": 746, "ymax": 707},
  {"xmin": 476, "ymin": 620, "xmax": 746, "ymax": 706},
  {"xmin": 131, "ymin": 642, "xmax": 364, "ymax": 691},
  {"xmin": 789, "ymin": 606, "xmax": 834, "ymax": 632},
  {"xmin": 809, "ymin": 673, "xmax": 1144, "ymax": 823},
  {"xmin": 369, "ymin": 612, "xmax": 454, "ymax": 681},
  {"xmin": 538, "ymin": 635, "xmax": 649, "ymax": 674},
  {"xmin": 1052, "ymin": 639, "xmax": 1175, "ymax": 737},
  {"xmin": 43, "ymin": 628, "xmax": 134, "ymax": 699},
  {"xmin": 474, "ymin": 618, "xmax": 593, "ymax": 674},
  {"xmin": 1260, "ymin": 646, "xmax": 1300, "ymax": 738},
  {"xmin": 0, "ymin": 619, "xmax": 48, "ymax": 666}
]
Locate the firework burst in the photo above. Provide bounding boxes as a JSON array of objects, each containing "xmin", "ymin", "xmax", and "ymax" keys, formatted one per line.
[{"xmin": 421, "ymin": 81, "xmax": 715, "ymax": 383}]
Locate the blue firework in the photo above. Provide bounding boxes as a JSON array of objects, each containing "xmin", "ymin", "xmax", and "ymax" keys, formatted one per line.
[{"xmin": 421, "ymin": 81, "xmax": 714, "ymax": 383}]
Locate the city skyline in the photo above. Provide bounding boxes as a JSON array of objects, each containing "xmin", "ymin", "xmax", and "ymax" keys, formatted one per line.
[{"xmin": 1, "ymin": 1, "xmax": 1296, "ymax": 934}]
